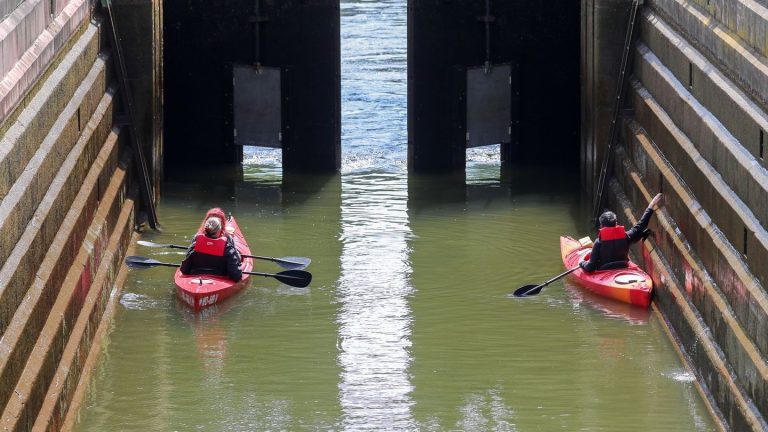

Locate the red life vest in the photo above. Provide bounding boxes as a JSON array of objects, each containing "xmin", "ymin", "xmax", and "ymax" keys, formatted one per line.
[
  {"xmin": 598, "ymin": 225, "xmax": 626, "ymax": 241},
  {"xmin": 595, "ymin": 225, "xmax": 630, "ymax": 269},
  {"xmin": 193, "ymin": 235, "xmax": 227, "ymax": 256}
]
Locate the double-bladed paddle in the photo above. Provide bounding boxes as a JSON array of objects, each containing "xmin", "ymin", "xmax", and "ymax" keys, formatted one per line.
[
  {"xmin": 137, "ymin": 240, "xmax": 311, "ymax": 270},
  {"xmin": 124, "ymin": 256, "xmax": 312, "ymax": 288},
  {"xmin": 512, "ymin": 267, "xmax": 579, "ymax": 297}
]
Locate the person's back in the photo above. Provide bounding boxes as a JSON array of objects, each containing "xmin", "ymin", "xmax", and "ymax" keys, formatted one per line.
[
  {"xmin": 580, "ymin": 193, "xmax": 662, "ymax": 273},
  {"xmin": 591, "ymin": 221, "xmax": 632, "ymax": 270},
  {"xmin": 180, "ymin": 210, "xmax": 242, "ymax": 281}
]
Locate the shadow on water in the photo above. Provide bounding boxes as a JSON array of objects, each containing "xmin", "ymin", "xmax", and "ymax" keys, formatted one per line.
[
  {"xmin": 408, "ymin": 164, "xmax": 586, "ymax": 222},
  {"xmin": 164, "ymin": 162, "xmax": 342, "ymax": 208}
]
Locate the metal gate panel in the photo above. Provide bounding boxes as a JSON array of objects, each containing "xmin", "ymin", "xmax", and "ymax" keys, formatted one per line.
[
  {"xmin": 233, "ymin": 66, "xmax": 281, "ymax": 148},
  {"xmin": 466, "ymin": 64, "xmax": 511, "ymax": 148}
]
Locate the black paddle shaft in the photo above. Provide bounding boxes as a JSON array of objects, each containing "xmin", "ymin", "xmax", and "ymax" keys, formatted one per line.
[
  {"xmin": 136, "ymin": 240, "xmax": 311, "ymax": 270},
  {"xmin": 124, "ymin": 256, "xmax": 312, "ymax": 288},
  {"xmin": 513, "ymin": 267, "xmax": 579, "ymax": 297}
]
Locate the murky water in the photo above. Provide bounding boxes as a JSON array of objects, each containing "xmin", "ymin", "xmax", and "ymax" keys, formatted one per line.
[{"xmin": 74, "ymin": 1, "xmax": 716, "ymax": 431}]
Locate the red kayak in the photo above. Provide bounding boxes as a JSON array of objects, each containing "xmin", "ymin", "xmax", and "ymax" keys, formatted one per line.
[
  {"xmin": 560, "ymin": 236, "xmax": 653, "ymax": 308},
  {"xmin": 174, "ymin": 215, "xmax": 253, "ymax": 310}
]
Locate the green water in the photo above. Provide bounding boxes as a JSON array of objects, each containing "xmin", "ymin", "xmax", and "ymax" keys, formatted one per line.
[{"xmin": 73, "ymin": 170, "xmax": 715, "ymax": 431}]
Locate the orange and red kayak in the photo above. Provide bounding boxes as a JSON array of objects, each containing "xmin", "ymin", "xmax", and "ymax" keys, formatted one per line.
[
  {"xmin": 174, "ymin": 216, "xmax": 253, "ymax": 310},
  {"xmin": 560, "ymin": 236, "xmax": 652, "ymax": 308}
]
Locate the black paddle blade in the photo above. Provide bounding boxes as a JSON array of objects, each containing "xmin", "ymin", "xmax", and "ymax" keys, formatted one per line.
[
  {"xmin": 512, "ymin": 284, "xmax": 544, "ymax": 297},
  {"xmin": 273, "ymin": 270, "xmax": 312, "ymax": 288},
  {"xmin": 275, "ymin": 256, "xmax": 311, "ymax": 270},
  {"xmin": 124, "ymin": 256, "xmax": 162, "ymax": 269}
]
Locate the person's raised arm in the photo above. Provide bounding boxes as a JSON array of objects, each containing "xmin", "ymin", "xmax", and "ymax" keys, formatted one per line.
[
  {"xmin": 628, "ymin": 193, "xmax": 662, "ymax": 241},
  {"xmin": 648, "ymin": 193, "xmax": 662, "ymax": 210}
]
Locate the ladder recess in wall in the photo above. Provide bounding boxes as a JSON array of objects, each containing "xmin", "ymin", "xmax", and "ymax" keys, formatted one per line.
[
  {"xmin": 100, "ymin": 0, "xmax": 159, "ymax": 229},
  {"xmin": 593, "ymin": 0, "xmax": 641, "ymax": 220}
]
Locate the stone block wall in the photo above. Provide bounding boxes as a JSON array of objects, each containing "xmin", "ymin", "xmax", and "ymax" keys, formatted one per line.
[
  {"xmin": 604, "ymin": 0, "xmax": 768, "ymax": 429},
  {"xmin": 0, "ymin": 2, "xmax": 138, "ymax": 430}
]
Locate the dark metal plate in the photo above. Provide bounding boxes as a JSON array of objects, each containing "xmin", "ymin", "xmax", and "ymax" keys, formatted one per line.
[
  {"xmin": 466, "ymin": 64, "xmax": 511, "ymax": 148},
  {"xmin": 233, "ymin": 66, "xmax": 281, "ymax": 148}
]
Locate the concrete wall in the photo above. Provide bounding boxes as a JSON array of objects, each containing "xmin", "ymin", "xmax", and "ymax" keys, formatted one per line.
[
  {"xmin": 0, "ymin": 2, "xmax": 137, "ymax": 430},
  {"xmin": 581, "ymin": 0, "xmax": 635, "ymax": 200},
  {"xmin": 0, "ymin": 0, "xmax": 90, "ymax": 126},
  {"xmin": 113, "ymin": 0, "xmax": 164, "ymax": 206},
  {"xmin": 587, "ymin": 0, "xmax": 768, "ymax": 429}
]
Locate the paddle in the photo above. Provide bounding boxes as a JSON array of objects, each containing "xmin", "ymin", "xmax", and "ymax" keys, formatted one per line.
[
  {"xmin": 137, "ymin": 240, "xmax": 311, "ymax": 270},
  {"xmin": 124, "ymin": 256, "xmax": 312, "ymax": 288},
  {"xmin": 512, "ymin": 267, "xmax": 579, "ymax": 298}
]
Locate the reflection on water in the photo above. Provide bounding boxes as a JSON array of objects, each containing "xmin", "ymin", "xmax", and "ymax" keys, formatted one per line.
[
  {"xmin": 337, "ymin": 174, "xmax": 415, "ymax": 429},
  {"xmin": 467, "ymin": 145, "xmax": 501, "ymax": 185},
  {"xmin": 336, "ymin": 1, "xmax": 415, "ymax": 427},
  {"xmin": 74, "ymin": 0, "xmax": 716, "ymax": 430},
  {"xmin": 563, "ymin": 280, "xmax": 652, "ymax": 325},
  {"xmin": 175, "ymin": 301, "xmax": 232, "ymax": 370}
]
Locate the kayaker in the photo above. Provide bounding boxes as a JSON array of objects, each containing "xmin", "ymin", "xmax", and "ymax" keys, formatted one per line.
[
  {"xmin": 579, "ymin": 193, "xmax": 662, "ymax": 273},
  {"xmin": 180, "ymin": 208, "xmax": 242, "ymax": 281}
]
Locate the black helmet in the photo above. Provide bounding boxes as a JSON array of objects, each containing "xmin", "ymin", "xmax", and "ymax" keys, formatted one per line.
[{"xmin": 599, "ymin": 211, "xmax": 617, "ymax": 227}]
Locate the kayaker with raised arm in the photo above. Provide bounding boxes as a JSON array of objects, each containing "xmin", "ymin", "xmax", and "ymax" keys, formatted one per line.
[
  {"xmin": 579, "ymin": 193, "xmax": 662, "ymax": 273},
  {"xmin": 180, "ymin": 208, "xmax": 242, "ymax": 281}
]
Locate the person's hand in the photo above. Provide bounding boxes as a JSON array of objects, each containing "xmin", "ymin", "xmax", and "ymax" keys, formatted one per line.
[{"xmin": 648, "ymin": 193, "xmax": 662, "ymax": 209}]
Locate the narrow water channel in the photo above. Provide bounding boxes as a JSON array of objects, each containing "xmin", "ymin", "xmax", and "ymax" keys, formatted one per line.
[{"xmin": 74, "ymin": 1, "xmax": 716, "ymax": 430}]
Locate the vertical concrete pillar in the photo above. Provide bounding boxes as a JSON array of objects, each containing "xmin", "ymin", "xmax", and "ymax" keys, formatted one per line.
[
  {"xmin": 163, "ymin": 0, "xmax": 340, "ymax": 174},
  {"xmin": 408, "ymin": 0, "xmax": 580, "ymax": 173},
  {"xmin": 260, "ymin": 1, "xmax": 341, "ymax": 172},
  {"xmin": 113, "ymin": 0, "xmax": 163, "ymax": 202},
  {"xmin": 580, "ymin": 0, "xmax": 633, "ymax": 201}
]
